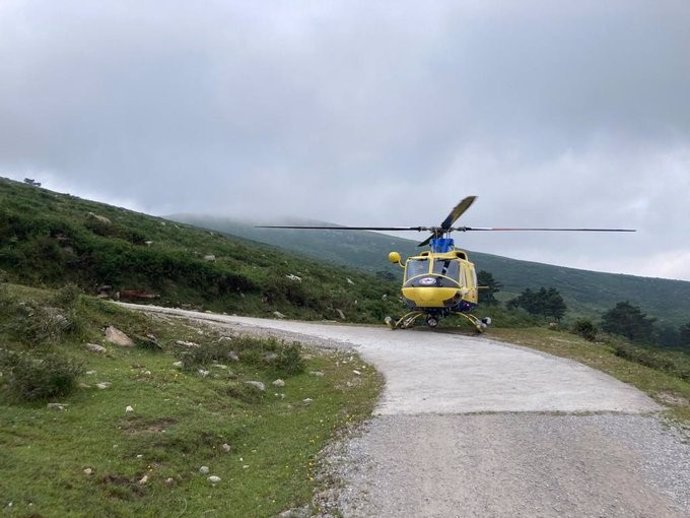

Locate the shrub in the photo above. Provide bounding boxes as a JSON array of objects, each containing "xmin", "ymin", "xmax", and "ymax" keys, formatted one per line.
[
  {"xmin": 2, "ymin": 304, "xmax": 81, "ymax": 346},
  {"xmin": 0, "ymin": 349, "xmax": 84, "ymax": 401},
  {"xmin": 572, "ymin": 318, "xmax": 597, "ymax": 341},
  {"xmin": 268, "ymin": 342, "xmax": 304, "ymax": 376},
  {"xmin": 52, "ymin": 283, "xmax": 83, "ymax": 310}
]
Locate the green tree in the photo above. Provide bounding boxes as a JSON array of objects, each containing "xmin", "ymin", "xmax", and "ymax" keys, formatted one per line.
[
  {"xmin": 542, "ymin": 287, "xmax": 567, "ymax": 321},
  {"xmin": 507, "ymin": 287, "xmax": 567, "ymax": 321},
  {"xmin": 679, "ymin": 322, "xmax": 690, "ymax": 348},
  {"xmin": 572, "ymin": 318, "xmax": 597, "ymax": 341},
  {"xmin": 477, "ymin": 270, "xmax": 502, "ymax": 305},
  {"xmin": 600, "ymin": 301, "xmax": 656, "ymax": 343},
  {"xmin": 657, "ymin": 326, "xmax": 680, "ymax": 348}
]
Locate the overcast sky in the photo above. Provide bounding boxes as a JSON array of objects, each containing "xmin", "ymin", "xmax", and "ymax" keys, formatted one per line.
[{"xmin": 1, "ymin": 1, "xmax": 689, "ymax": 280}]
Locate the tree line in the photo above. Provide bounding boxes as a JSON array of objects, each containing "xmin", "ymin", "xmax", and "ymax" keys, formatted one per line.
[{"xmin": 478, "ymin": 270, "xmax": 690, "ymax": 349}]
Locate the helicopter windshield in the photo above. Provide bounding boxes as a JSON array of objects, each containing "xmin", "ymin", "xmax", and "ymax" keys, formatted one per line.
[
  {"xmin": 405, "ymin": 258, "xmax": 429, "ymax": 281},
  {"xmin": 432, "ymin": 258, "xmax": 460, "ymax": 280}
]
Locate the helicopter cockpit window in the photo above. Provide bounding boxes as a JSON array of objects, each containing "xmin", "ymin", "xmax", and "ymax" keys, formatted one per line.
[
  {"xmin": 432, "ymin": 259, "xmax": 460, "ymax": 280},
  {"xmin": 404, "ymin": 258, "xmax": 429, "ymax": 281}
]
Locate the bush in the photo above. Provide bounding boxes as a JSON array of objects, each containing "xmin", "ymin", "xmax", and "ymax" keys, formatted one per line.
[
  {"xmin": 2, "ymin": 303, "xmax": 81, "ymax": 346},
  {"xmin": 268, "ymin": 342, "xmax": 304, "ymax": 376},
  {"xmin": 0, "ymin": 349, "xmax": 84, "ymax": 401},
  {"xmin": 52, "ymin": 283, "xmax": 83, "ymax": 310},
  {"xmin": 572, "ymin": 318, "xmax": 597, "ymax": 341}
]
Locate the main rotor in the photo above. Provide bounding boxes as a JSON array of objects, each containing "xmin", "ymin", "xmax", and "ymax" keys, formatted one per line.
[{"xmin": 256, "ymin": 195, "xmax": 635, "ymax": 250}]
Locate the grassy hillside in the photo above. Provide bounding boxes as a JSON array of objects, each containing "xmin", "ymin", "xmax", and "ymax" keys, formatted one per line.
[
  {"xmin": 173, "ymin": 215, "xmax": 690, "ymax": 328},
  {"xmin": 0, "ymin": 177, "xmax": 402, "ymax": 323},
  {"xmin": 0, "ymin": 283, "xmax": 381, "ymax": 517}
]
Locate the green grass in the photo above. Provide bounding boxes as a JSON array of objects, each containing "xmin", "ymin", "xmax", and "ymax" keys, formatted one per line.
[
  {"xmin": 489, "ymin": 327, "xmax": 690, "ymax": 422},
  {"xmin": 0, "ymin": 284, "xmax": 382, "ymax": 517},
  {"xmin": 0, "ymin": 177, "xmax": 401, "ymax": 324}
]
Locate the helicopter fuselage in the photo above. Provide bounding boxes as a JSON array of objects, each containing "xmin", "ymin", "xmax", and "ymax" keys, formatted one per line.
[{"xmin": 399, "ymin": 249, "xmax": 478, "ymax": 313}]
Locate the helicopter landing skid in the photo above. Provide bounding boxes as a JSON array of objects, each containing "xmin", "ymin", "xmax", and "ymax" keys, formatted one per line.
[
  {"xmin": 451, "ymin": 312, "xmax": 491, "ymax": 333},
  {"xmin": 385, "ymin": 311, "xmax": 491, "ymax": 332},
  {"xmin": 385, "ymin": 311, "xmax": 425, "ymax": 330}
]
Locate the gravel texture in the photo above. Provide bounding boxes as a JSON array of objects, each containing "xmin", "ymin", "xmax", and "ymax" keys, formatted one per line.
[
  {"xmin": 121, "ymin": 305, "xmax": 690, "ymax": 517},
  {"xmin": 324, "ymin": 414, "xmax": 690, "ymax": 518}
]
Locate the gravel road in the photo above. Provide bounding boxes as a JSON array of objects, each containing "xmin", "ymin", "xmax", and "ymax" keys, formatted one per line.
[{"xmin": 122, "ymin": 305, "xmax": 690, "ymax": 517}]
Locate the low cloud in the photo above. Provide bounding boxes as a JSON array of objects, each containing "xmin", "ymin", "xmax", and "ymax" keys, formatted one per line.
[{"xmin": 1, "ymin": 1, "xmax": 689, "ymax": 279}]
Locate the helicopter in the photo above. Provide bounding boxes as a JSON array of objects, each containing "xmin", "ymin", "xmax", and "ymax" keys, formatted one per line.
[{"xmin": 257, "ymin": 196, "xmax": 634, "ymax": 332}]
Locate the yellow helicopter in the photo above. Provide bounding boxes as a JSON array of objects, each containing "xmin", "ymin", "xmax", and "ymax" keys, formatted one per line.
[{"xmin": 258, "ymin": 196, "xmax": 634, "ymax": 331}]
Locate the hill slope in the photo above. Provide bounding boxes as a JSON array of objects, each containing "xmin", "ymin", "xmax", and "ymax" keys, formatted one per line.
[
  {"xmin": 171, "ymin": 215, "xmax": 690, "ymax": 328},
  {"xmin": 0, "ymin": 177, "xmax": 400, "ymax": 322}
]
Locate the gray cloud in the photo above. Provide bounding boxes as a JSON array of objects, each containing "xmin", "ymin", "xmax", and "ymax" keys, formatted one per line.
[{"xmin": 1, "ymin": 0, "xmax": 689, "ymax": 279}]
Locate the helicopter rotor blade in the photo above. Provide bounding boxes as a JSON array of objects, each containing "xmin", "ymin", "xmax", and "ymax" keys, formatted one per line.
[
  {"xmin": 440, "ymin": 196, "xmax": 477, "ymax": 230},
  {"xmin": 256, "ymin": 225, "xmax": 428, "ymax": 231},
  {"xmin": 452, "ymin": 227, "xmax": 636, "ymax": 232}
]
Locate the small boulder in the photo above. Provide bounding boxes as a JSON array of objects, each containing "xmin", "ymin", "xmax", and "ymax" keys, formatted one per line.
[
  {"xmin": 47, "ymin": 403, "xmax": 66, "ymax": 411},
  {"xmin": 125, "ymin": 405, "xmax": 134, "ymax": 414},
  {"xmin": 208, "ymin": 475, "xmax": 221, "ymax": 484},
  {"xmin": 272, "ymin": 379, "xmax": 285, "ymax": 387},
  {"xmin": 85, "ymin": 343, "xmax": 107, "ymax": 354},
  {"xmin": 88, "ymin": 212, "xmax": 111, "ymax": 224},
  {"xmin": 199, "ymin": 466, "xmax": 210, "ymax": 475},
  {"xmin": 203, "ymin": 255, "xmax": 216, "ymax": 262},
  {"xmin": 175, "ymin": 340, "xmax": 200, "ymax": 348},
  {"xmin": 221, "ymin": 443, "xmax": 232, "ymax": 453},
  {"xmin": 245, "ymin": 381, "xmax": 266, "ymax": 392},
  {"xmin": 273, "ymin": 311, "xmax": 286, "ymax": 319},
  {"xmin": 104, "ymin": 326, "xmax": 134, "ymax": 347}
]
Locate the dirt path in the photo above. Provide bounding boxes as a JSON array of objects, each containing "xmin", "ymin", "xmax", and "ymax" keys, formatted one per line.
[{"xmin": 122, "ymin": 305, "xmax": 690, "ymax": 517}]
